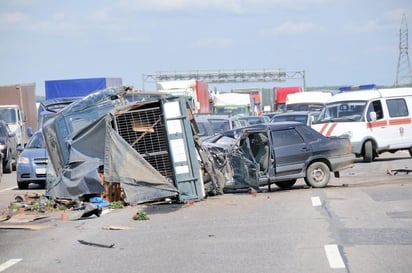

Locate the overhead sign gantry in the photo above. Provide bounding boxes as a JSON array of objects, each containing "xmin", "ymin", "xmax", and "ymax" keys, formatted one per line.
[{"xmin": 142, "ymin": 69, "xmax": 305, "ymax": 90}]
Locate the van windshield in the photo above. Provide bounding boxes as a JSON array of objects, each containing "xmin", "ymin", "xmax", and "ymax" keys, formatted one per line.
[
  {"xmin": 0, "ymin": 108, "xmax": 17, "ymax": 123},
  {"xmin": 316, "ymin": 101, "xmax": 366, "ymax": 123}
]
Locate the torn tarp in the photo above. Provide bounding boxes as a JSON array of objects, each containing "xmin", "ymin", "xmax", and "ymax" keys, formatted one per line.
[{"xmin": 43, "ymin": 86, "xmax": 179, "ymax": 204}]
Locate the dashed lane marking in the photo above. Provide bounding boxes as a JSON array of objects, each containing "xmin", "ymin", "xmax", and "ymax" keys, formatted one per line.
[
  {"xmin": 0, "ymin": 259, "xmax": 22, "ymax": 272},
  {"xmin": 324, "ymin": 244, "xmax": 346, "ymax": 269},
  {"xmin": 311, "ymin": 196, "xmax": 322, "ymax": 207}
]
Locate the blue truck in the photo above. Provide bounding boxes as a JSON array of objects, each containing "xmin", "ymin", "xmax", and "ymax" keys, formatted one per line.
[{"xmin": 45, "ymin": 77, "xmax": 122, "ymax": 100}]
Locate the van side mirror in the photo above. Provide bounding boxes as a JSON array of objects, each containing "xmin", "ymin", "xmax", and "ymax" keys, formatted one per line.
[
  {"xmin": 369, "ymin": 111, "xmax": 377, "ymax": 121},
  {"xmin": 310, "ymin": 116, "xmax": 315, "ymax": 125},
  {"xmin": 27, "ymin": 127, "xmax": 33, "ymax": 138}
]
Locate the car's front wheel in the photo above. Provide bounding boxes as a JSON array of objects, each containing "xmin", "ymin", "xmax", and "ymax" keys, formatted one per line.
[
  {"xmin": 304, "ymin": 162, "xmax": 330, "ymax": 188},
  {"xmin": 275, "ymin": 179, "xmax": 297, "ymax": 189},
  {"xmin": 18, "ymin": 182, "xmax": 29, "ymax": 190},
  {"xmin": 3, "ymin": 158, "xmax": 12, "ymax": 174}
]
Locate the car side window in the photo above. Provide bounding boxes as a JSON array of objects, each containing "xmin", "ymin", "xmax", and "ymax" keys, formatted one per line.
[
  {"xmin": 387, "ymin": 98, "xmax": 409, "ymax": 118},
  {"xmin": 367, "ymin": 100, "xmax": 384, "ymax": 121},
  {"xmin": 271, "ymin": 128, "xmax": 304, "ymax": 147},
  {"xmin": 296, "ymin": 126, "xmax": 321, "ymax": 142}
]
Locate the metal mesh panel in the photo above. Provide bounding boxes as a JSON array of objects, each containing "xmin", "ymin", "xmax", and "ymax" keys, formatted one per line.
[{"xmin": 114, "ymin": 106, "xmax": 174, "ymax": 180}]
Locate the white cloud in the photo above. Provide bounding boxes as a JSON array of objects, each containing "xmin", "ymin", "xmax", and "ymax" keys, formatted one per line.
[
  {"xmin": 0, "ymin": 11, "xmax": 30, "ymax": 25},
  {"xmin": 261, "ymin": 21, "xmax": 321, "ymax": 35},
  {"xmin": 191, "ymin": 37, "xmax": 232, "ymax": 48},
  {"xmin": 115, "ymin": 0, "xmax": 334, "ymax": 14},
  {"xmin": 383, "ymin": 8, "xmax": 411, "ymax": 22}
]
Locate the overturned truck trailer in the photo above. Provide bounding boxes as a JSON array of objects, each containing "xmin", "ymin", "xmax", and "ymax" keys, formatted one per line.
[{"xmin": 43, "ymin": 86, "xmax": 211, "ymax": 204}]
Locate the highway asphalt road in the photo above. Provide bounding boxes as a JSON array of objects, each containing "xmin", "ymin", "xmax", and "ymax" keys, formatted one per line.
[{"xmin": 0, "ymin": 151, "xmax": 411, "ymax": 273}]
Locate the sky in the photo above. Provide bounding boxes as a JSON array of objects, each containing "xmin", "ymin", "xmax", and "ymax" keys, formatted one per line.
[{"xmin": 1, "ymin": 0, "xmax": 411, "ymax": 96}]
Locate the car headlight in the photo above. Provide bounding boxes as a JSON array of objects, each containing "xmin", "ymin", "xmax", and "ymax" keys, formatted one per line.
[
  {"xmin": 0, "ymin": 144, "xmax": 6, "ymax": 150},
  {"xmin": 18, "ymin": 157, "xmax": 30, "ymax": 164}
]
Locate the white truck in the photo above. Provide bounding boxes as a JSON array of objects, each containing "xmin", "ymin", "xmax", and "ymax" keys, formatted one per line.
[
  {"xmin": 285, "ymin": 91, "xmax": 332, "ymax": 111},
  {"xmin": 312, "ymin": 87, "xmax": 412, "ymax": 162},
  {"xmin": 212, "ymin": 92, "xmax": 251, "ymax": 116},
  {"xmin": 0, "ymin": 83, "xmax": 37, "ymax": 147},
  {"xmin": 156, "ymin": 80, "xmax": 210, "ymax": 114}
]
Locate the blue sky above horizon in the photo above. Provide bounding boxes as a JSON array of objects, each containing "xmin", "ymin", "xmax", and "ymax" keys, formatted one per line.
[{"xmin": 1, "ymin": 0, "xmax": 411, "ymax": 96}]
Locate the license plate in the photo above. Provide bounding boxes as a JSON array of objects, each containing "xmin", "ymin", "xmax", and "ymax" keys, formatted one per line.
[{"xmin": 36, "ymin": 168, "xmax": 46, "ymax": 174}]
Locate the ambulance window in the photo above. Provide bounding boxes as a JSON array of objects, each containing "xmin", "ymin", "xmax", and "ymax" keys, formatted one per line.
[
  {"xmin": 387, "ymin": 99, "xmax": 409, "ymax": 118},
  {"xmin": 367, "ymin": 100, "xmax": 383, "ymax": 121}
]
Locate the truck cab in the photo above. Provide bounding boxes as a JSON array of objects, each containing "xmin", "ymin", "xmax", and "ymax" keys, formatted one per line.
[
  {"xmin": 0, "ymin": 105, "xmax": 27, "ymax": 147},
  {"xmin": 0, "ymin": 120, "xmax": 18, "ymax": 173}
]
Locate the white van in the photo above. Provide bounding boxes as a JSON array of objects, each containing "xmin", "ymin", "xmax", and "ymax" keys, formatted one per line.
[{"xmin": 312, "ymin": 87, "xmax": 412, "ymax": 162}]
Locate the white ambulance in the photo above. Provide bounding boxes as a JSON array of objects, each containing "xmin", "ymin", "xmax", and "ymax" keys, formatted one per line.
[{"xmin": 312, "ymin": 87, "xmax": 412, "ymax": 162}]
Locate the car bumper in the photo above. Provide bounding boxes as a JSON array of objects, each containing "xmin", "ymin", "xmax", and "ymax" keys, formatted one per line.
[
  {"xmin": 329, "ymin": 153, "xmax": 356, "ymax": 172},
  {"xmin": 16, "ymin": 164, "xmax": 47, "ymax": 183},
  {"xmin": 351, "ymin": 141, "xmax": 362, "ymax": 155}
]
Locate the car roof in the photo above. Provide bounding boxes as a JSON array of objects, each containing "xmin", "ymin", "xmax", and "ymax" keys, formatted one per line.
[{"xmin": 273, "ymin": 111, "xmax": 318, "ymax": 116}]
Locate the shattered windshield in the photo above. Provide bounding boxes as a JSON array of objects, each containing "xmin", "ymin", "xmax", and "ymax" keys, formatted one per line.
[{"xmin": 317, "ymin": 101, "xmax": 366, "ymax": 123}]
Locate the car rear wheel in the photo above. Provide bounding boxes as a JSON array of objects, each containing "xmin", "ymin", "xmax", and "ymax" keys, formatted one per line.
[
  {"xmin": 363, "ymin": 140, "xmax": 374, "ymax": 162},
  {"xmin": 275, "ymin": 179, "xmax": 297, "ymax": 189},
  {"xmin": 304, "ymin": 162, "xmax": 330, "ymax": 188}
]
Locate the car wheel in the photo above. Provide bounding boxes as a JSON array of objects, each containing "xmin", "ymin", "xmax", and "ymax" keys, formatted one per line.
[
  {"xmin": 304, "ymin": 162, "xmax": 330, "ymax": 188},
  {"xmin": 275, "ymin": 179, "xmax": 297, "ymax": 189},
  {"xmin": 18, "ymin": 182, "xmax": 29, "ymax": 190},
  {"xmin": 3, "ymin": 158, "xmax": 12, "ymax": 174},
  {"xmin": 363, "ymin": 140, "xmax": 374, "ymax": 162}
]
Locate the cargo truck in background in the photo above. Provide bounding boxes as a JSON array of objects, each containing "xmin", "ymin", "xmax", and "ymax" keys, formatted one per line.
[
  {"xmin": 231, "ymin": 88, "xmax": 273, "ymax": 115},
  {"xmin": 156, "ymin": 80, "xmax": 210, "ymax": 114},
  {"xmin": 0, "ymin": 83, "xmax": 37, "ymax": 147},
  {"xmin": 45, "ymin": 77, "xmax": 123, "ymax": 100},
  {"xmin": 40, "ymin": 77, "xmax": 123, "ymax": 128},
  {"xmin": 212, "ymin": 92, "xmax": 251, "ymax": 116},
  {"xmin": 274, "ymin": 86, "xmax": 303, "ymax": 111}
]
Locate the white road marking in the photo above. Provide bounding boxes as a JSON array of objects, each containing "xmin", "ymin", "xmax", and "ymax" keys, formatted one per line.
[
  {"xmin": 0, "ymin": 186, "xmax": 16, "ymax": 193},
  {"xmin": 324, "ymin": 244, "xmax": 346, "ymax": 269},
  {"xmin": 0, "ymin": 259, "xmax": 22, "ymax": 272},
  {"xmin": 311, "ymin": 196, "xmax": 322, "ymax": 207}
]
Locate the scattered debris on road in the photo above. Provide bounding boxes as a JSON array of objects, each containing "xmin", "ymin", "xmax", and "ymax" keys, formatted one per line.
[
  {"xmin": 78, "ymin": 240, "xmax": 115, "ymax": 248},
  {"xmin": 133, "ymin": 211, "xmax": 149, "ymax": 221},
  {"xmin": 387, "ymin": 168, "xmax": 411, "ymax": 175}
]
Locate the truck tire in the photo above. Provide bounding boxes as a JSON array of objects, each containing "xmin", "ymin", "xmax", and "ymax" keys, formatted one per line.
[
  {"xmin": 363, "ymin": 140, "xmax": 374, "ymax": 162},
  {"xmin": 275, "ymin": 179, "xmax": 297, "ymax": 189},
  {"xmin": 304, "ymin": 161, "xmax": 330, "ymax": 188}
]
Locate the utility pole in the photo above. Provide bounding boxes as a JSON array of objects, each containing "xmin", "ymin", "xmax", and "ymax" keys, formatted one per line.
[{"xmin": 395, "ymin": 14, "xmax": 412, "ymax": 87}]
